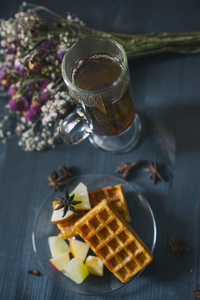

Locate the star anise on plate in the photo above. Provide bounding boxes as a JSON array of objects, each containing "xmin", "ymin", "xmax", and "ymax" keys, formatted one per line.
[
  {"xmin": 47, "ymin": 165, "xmax": 72, "ymax": 191},
  {"xmin": 168, "ymin": 237, "xmax": 189, "ymax": 255},
  {"xmin": 54, "ymin": 188, "xmax": 81, "ymax": 217},
  {"xmin": 193, "ymin": 287, "xmax": 200, "ymax": 298},
  {"xmin": 115, "ymin": 160, "xmax": 142, "ymax": 179},
  {"xmin": 143, "ymin": 160, "xmax": 164, "ymax": 184}
]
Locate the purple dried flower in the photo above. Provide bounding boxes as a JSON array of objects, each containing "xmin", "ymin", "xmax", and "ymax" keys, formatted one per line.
[
  {"xmin": 28, "ymin": 55, "xmax": 43, "ymax": 72},
  {"xmin": 57, "ymin": 48, "xmax": 66, "ymax": 61},
  {"xmin": 0, "ymin": 65, "xmax": 9, "ymax": 79},
  {"xmin": 25, "ymin": 99, "xmax": 41, "ymax": 120},
  {"xmin": 40, "ymin": 88, "xmax": 51, "ymax": 103},
  {"xmin": 14, "ymin": 58, "xmax": 27, "ymax": 76},
  {"xmin": 9, "ymin": 96, "xmax": 29, "ymax": 112},
  {"xmin": 1, "ymin": 79, "xmax": 9, "ymax": 88},
  {"xmin": 26, "ymin": 82, "xmax": 35, "ymax": 91},
  {"xmin": 37, "ymin": 80, "xmax": 48, "ymax": 90},
  {"xmin": 8, "ymin": 84, "xmax": 17, "ymax": 95},
  {"xmin": 25, "ymin": 91, "xmax": 33, "ymax": 102},
  {"xmin": 38, "ymin": 40, "xmax": 53, "ymax": 50}
]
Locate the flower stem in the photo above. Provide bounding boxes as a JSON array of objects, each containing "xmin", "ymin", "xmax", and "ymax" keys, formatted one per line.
[{"xmin": 73, "ymin": 25, "xmax": 200, "ymax": 59}]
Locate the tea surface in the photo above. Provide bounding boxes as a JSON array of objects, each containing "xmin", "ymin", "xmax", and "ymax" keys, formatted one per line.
[{"xmin": 72, "ymin": 54, "xmax": 122, "ymax": 91}]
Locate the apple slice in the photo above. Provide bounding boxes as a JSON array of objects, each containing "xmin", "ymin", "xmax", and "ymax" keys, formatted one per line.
[
  {"xmin": 62, "ymin": 257, "xmax": 89, "ymax": 284},
  {"xmin": 85, "ymin": 255, "xmax": 104, "ymax": 276},
  {"xmin": 70, "ymin": 183, "xmax": 91, "ymax": 210},
  {"xmin": 69, "ymin": 239, "xmax": 89, "ymax": 262},
  {"xmin": 49, "ymin": 252, "xmax": 70, "ymax": 272},
  {"xmin": 51, "ymin": 182, "xmax": 91, "ymax": 224},
  {"xmin": 51, "ymin": 203, "xmax": 75, "ymax": 224},
  {"xmin": 48, "ymin": 236, "xmax": 70, "ymax": 257}
]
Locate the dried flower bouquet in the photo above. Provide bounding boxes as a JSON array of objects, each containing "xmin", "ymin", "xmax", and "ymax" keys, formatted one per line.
[{"xmin": 1, "ymin": 2, "xmax": 200, "ymax": 151}]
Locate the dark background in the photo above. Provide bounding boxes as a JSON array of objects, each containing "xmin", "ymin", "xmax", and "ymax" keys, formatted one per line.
[{"xmin": 0, "ymin": 0, "xmax": 200, "ymax": 299}]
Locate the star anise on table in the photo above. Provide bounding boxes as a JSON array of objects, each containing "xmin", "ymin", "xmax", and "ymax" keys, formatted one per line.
[
  {"xmin": 54, "ymin": 188, "xmax": 81, "ymax": 217},
  {"xmin": 193, "ymin": 287, "xmax": 200, "ymax": 298},
  {"xmin": 115, "ymin": 160, "xmax": 142, "ymax": 179},
  {"xmin": 168, "ymin": 237, "xmax": 189, "ymax": 255},
  {"xmin": 47, "ymin": 165, "xmax": 72, "ymax": 191},
  {"xmin": 143, "ymin": 160, "xmax": 164, "ymax": 184},
  {"xmin": 59, "ymin": 165, "xmax": 72, "ymax": 177}
]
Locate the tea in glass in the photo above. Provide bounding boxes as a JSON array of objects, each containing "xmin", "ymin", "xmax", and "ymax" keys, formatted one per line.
[{"xmin": 72, "ymin": 54, "xmax": 136, "ymax": 136}]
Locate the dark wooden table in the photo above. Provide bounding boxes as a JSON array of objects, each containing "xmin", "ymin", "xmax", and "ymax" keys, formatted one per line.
[{"xmin": 0, "ymin": 0, "xmax": 200, "ymax": 299}]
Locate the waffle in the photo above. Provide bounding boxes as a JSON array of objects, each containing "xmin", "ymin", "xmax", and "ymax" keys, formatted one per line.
[
  {"xmin": 57, "ymin": 222, "xmax": 78, "ymax": 239},
  {"xmin": 54, "ymin": 184, "xmax": 131, "ymax": 239},
  {"xmin": 89, "ymin": 184, "xmax": 131, "ymax": 222},
  {"xmin": 54, "ymin": 210, "xmax": 86, "ymax": 239},
  {"xmin": 74, "ymin": 199, "xmax": 153, "ymax": 282}
]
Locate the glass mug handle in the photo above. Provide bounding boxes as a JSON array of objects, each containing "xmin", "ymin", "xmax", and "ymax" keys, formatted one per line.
[{"xmin": 59, "ymin": 109, "xmax": 91, "ymax": 144}]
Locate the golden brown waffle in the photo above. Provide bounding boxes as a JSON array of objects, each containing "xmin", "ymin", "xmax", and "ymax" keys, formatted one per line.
[
  {"xmin": 57, "ymin": 222, "xmax": 78, "ymax": 239},
  {"xmin": 74, "ymin": 199, "xmax": 153, "ymax": 282},
  {"xmin": 55, "ymin": 211, "xmax": 86, "ymax": 239},
  {"xmin": 89, "ymin": 184, "xmax": 131, "ymax": 222},
  {"xmin": 54, "ymin": 184, "xmax": 130, "ymax": 239}
]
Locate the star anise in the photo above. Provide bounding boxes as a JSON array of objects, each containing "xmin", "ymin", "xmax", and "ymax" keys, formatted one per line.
[
  {"xmin": 47, "ymin": 165, "xmax": 72, "ymax": 191},
  {"xmin": 54, "ymin": 188, "xmax": 81, "ymax": 217},
  {"xmin": 59, "ymin": 165, "xmax": 72, "ymax": 177},
  {"xmin": 143, "ymin": 160, "xmax": 164, "ymax": 184},
  {"xmin": 168, "ymin": 237, "xmax": 189, "ymax": 255},
  {"xmin": 115, "ymin": 160, "xmax": 142, "ymax": 179},
  {"xmin": 193, "ymin": 287, "xmax": 200, "ymax": 298}
]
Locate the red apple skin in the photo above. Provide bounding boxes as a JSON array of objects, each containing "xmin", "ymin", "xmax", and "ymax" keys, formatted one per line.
[
  {"xmin": 49, "ymin": 259, "xmax": 62, "ymax": 272},
  {"xmin": 49, "ymin": 252, "xmax": 70, "ymax": 271}
]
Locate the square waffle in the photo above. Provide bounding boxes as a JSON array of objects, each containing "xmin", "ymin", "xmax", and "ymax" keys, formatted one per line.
[
  {"xmin": 54, "ymin": 184, "xmax": 131, "ymax": 239},
  {"xmin": 89, "ymin": 184, "xmax": 131, "ymax": 222},
  {"xmin": 74, "ymin": 199, "xmax": 153, "ymax": 282},
  {"xmin": 57, "ymin": 220, "xmax": 78, "ymax": 239}
]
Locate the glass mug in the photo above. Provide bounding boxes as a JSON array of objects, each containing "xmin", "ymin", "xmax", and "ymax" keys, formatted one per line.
[{"xmin": 60, "ymin": 36, "xmax": 142, "ymax": 153}]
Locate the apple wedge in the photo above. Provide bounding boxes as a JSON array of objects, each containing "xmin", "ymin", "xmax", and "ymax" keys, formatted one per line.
[
  {"xmin": 49, "ymin": 252, "xmax": 70, "ymax": 272},
  {"xmin": 51, "ymin": 203, "xmax": 75, "ymax": 224},
  {"xmin": 51, "ymin": 182, "xmax": 91, "ymax": 224},
  {"xmin": 62, "ymin": 257, "xmax": 89, "ymax": 284},
  {"xmin": 48, "ymin": 236, "xmax": 70, "ymax": 257},
  {"xmin": 85, "ymin": 255, "xmax": 104, "ymax": 276},
  {"xmin": 69, "ymin": 239, "xmax": 89, "ymax": 262}
]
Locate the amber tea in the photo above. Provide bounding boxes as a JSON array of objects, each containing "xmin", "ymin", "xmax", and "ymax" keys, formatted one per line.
[{"xmin": 72, "ymin": 54, "xmax": 136, "ymax": 136}]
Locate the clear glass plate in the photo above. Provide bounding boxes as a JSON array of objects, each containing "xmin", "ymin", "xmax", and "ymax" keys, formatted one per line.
[{"xmin": 32, "ymin": 174, "xmax": 157, "ymax": 296}]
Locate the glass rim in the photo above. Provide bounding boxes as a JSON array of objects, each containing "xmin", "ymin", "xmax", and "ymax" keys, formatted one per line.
[{"xmin": 61, "ymin": 36, "xmax": 128, "ymax": 95}]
